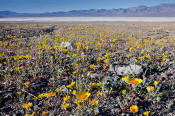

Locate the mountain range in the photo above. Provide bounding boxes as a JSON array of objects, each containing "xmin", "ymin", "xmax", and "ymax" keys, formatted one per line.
[{"xmin": 1, "ymin": 3, "xmax": 175, "ymax": 17}]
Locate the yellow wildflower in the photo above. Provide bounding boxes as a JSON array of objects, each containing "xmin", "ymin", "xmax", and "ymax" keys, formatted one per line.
[
  {"xmin": 97, "ymin": 91, "xmax": 102, "ymax": 96},
  {"xmin": 61, "ymin": 103, "xmax": 70, "ymax": 109},
  {"xmin": 45, "ymin": 92, "xmax": 56, "ymax": 97},
  {"xmin": 24, "ymin": 114, "xmax": 32, "ymax": 116},
  {"xmin": 104, "ymin": 52, "xmax": 111, "ymax": 57},
  {"xmin": 90, "ymin": 64, "xmax": 95, "ymax": 70},
  {"xmin": 74, "ymin": 100, "xmax": 81, "ymax": 109},
  {"xmin": 154, "ymin": 81, "xmax": 159, "ymax": 86},
  {"xmin": 163, "ymin": 55, "xmax": 167, "ymax": 58},
  {"xmin": 38, "ymin": 93, "xmax": 46, "ymax": 98},
  {"xmin": 17, "ymin": 91, "xmax": 22, "ymax": 95},
  {"xmin": 122, "ymin": 76, "xmax": 142, "ymax": 85},
  {"xmin": 87, "ymin": 72, "xmax": 91, "ymax": 76},
  {"xmin": 143, "ymin": 111, "xmax": 150, "ymax": 115},
  {"xmin": 122, "ymin": 90, "xmax": 126, "ymax": 93},
  {"xmin": 42, "ymin": 111, "xmax": 49, "ymax": 115},
  {"xmin": 66, "ymin": 81, "xmax": 75, "ymax": 88},
  {"xmin": 32, "ymin": 112, "xmax": 37, "ymax": 116},
  {"xmin": 57, "ymin": 87, "xmax": 63, "ymax": 93},
  {"xmin": 89, "ymin": 83, "xmax": 102, "ymax": 87},
  {"xmin": 64, "ymin": 95, "xmax": 70, "ymax": 101},
  {"xmin": 145, "ymin": 54, "xmax": 151, "ymax": 59},
  {"xmin": 97, "ymin": 57, "xmax": 103, "ymax": 61},
  {"xmin": 121, "ymin": 76, "xmax": 130, "ymax": 81},
  {"xmin": 73, "ymin": 90, "xmax": 77, "ymax": 95},
  {"xmin": 90, "ymin": 99, "xmax": 98, "ymax": 105},
  {"xmin": 130, "ymin": 105, "xmax": 138, "ymax": 113},
  {"xmin": 33, "ymin": 97, "xmax": 38, "ymax": 101},
  {"xmin": 147, "ymin": 86, "xmax": 154, "ymax": 92},
  {"xmin": 139, "ymin": 56, "xmax": 145, "ymax": 60},
  {"xmin": 72, "ymin": 54, "xmax": 77, "ymax": 57},
  {"xmin": 83, "ymin": 68, "xmax": 87, "ymax": 72},
  {"xmin": 130, "ymin": 47, "xmax": 135, "ymax": 51},
  {"xmin": 25, "ymin": 55, "xmax": 32, "ymax": 59},
  {"xmin": 104, "ymin": 58, "xmax": 110, "ymax": 63},
  {"xmin": 22, "ymin": 102, "xmax": 32, "ymax": 109},
  {"xmin": 74, "ymin": 100, "xmax": 81, "ymax": 105},
  {"xmin": 73, "ymin": 69, "xmax": 78, "ymax": 74},
  {"xmin": 24, "ymin": 82, "xmax": 30, "ymax": 86},
  {"xmin": 127, "ymin": 78, "xmax": 143, "ymax": 85},
  {"xmin": 81, "ymin": 55, "xmax": 87, "ymax": 58},
  {"xmin": 76, "ymin": 91, "xmax": 91, "ymax": 101}
]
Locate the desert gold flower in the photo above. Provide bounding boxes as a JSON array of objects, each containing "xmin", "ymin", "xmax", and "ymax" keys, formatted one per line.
[
  {"xmin": 139, "ymin": 56, "xmax": 145, "ymax": 60},
  {"xmin": 81, "ymin": 55, "xmax": 87, "ymax": 58},
  {"xmin": 25, "ymin": 55, "xmax": 32, "ymax": 59},
  {"xmin": 163, "ymin": 55, "xmax": 167, "ymax": 58},
  {"xmin": 127, "ymin": 78, "xmax": 143, "ymax": 85},
  {"xmin": 73, "ymin": 69, "xmax": 78, "ymax": 74},
  {"xmin": 122, "ymin": 90, "xmax": 126, "ymax": 93},
  {"xmin": 97, "ymin": 57, "xmax": 103, "ymax": 61},
  {"xmin": 76, "ymin": 91, "xmax": 91, "ymax": 101},
  {"xmin": 61, "ymin": 103, "xmax": 70, "ymax": 109},
  {"xmin": 121, "ymin": 76, "xmax": 130, "ymax": 81},
  {"xmin": 130, "ymin": 47, "xmax": 135, "ymax": 51},
  {"xmin": 57, "ymin": 87, "xmax": 63, "ymax": 93},
  {"xmin": 22, "ymin": 102, "xmax": 32, "ymax": 109},
  {"xmin": 126, "ymin": 53, "xmax": 131, "ymax": 57},
  {"xmin": 42, "ymin": 111, "xmax": 49, "ymax": 115},
  {"xmin": 145, "ymin": 54, "xmax": 151, "ymax": 59},
  {"xmin": 15, "ymin": 66, "xmax": 24, "ymax": 70},
  {"xmin": 130, "ymin": 105, "xmax": 138, "ymax": 113},
  {"xmin": 104, "ymin": 52, "xmax": 111, "ymax": 57},
  {"xmin": 24, "ymin": 82, "xmax": 30, "ymax": 86},
  {"xmin": 97, "ymin": 91, "xmax": 102, "ymax": 96},
  {"xmin": 89, "ymin": 82, "xmax": 102, "ymax": 87},
  {"xmin": 24, "ymin": 114, "xmax": 32, "ymax": 116},
  {"xmin": 104, "ymin": 58, "xmax": 110, "ymax": 63},
  {"xmin": 87, "ymin": 72, "xmax": 91, "ymax": 76},
  {"xmin": 33, "ymin": 97, "xmax": 38, "ymax": 101},
  {"xmin": 64, "ymin": 95, "xmax": 70, "ymax": 101},
  {"xmin": 122, "ymin": 77, "xmax": 142, "ymax": 85},
  {"xmin": 17, "ymin": 91, "xmax": 22, "ymax": 95},
  {"xmin": 147, "ymin": 86, "xmax": 154, "ymax": 92},
  {"xmin": 154, "ymin": 81, "xmax": 159, "ymax": 86},
  {"xmin": 73, "ymin": 90, "xmax": 77, "ymax": 95},
  {"xmin": 90, "ymin": 99, "xmax": 98, "ymax": 105},
  {"xmin": 72, "ymin": 54, "xmax": 77, "ymax": 57},
  {"xmin": 66, "ymin": 81, "xmax": 75, "ymax": 88},
  {"xmin": 74, "ymin": 100, "xmax": 81, "ymax": 105},
  {"xmin": 143, "ymin": 111, "xmax": 150, "ymax": 115},
  {"xmin": 45, "ymin": 92, "xmax": 56, "ymax": 97},
  {"xmin": 74, "ymin": 100, "xmax": 82, "ymax": 109},
  {"xmin": 90, "ymin": 64, "xmax": 95, "ymax": 70},
  {"xmin": 38, "ymin": 93, "xmax": 45, "ymax": 98},
  {"xmin": 83, "ymin": 68, "xmax": 87, "ymax": 72}
]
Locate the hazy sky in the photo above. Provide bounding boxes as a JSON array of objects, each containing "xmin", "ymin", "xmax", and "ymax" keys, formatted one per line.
[{"xmin": 0, "ymin": 0, "xmax": 175, "ymax": 13}]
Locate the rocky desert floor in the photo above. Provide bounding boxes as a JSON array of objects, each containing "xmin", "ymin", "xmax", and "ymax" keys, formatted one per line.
[{"xmin": 0, "ymin": 22, "xmax": 175, "ymax": 116}]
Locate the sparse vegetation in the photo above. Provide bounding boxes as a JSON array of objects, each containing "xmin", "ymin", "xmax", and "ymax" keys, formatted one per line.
[{"xmin": 0, "ymin": 23, "xmax": 175, "ymax": 116}]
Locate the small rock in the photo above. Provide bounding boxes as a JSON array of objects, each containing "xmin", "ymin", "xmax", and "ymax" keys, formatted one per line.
[
  {"xmin": 116, "ymin": 64, "xmax": 143, "ymax": 76},
  {"xmin": 60, "ymin": 42, "xmax": 72, "ymax": 49},
  {"xmin": 91, "ymin": 73, "xmax": 100, "ymax": 80},
  {"xmin": 104, "ymin": 76, "xmax": 115, "ymax": 83},
  {"xmin": 109, "ymin": 64, "xmax": 116, "ymax": 73},
  {"xmin": 161, "ymin": 73, "xmax": 168, "ymax": 78}
]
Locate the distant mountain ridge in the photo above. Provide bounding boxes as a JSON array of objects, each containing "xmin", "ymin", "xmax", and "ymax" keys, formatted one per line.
[{"xmin": 1, "ymin": 3, "xmax": 175, "ymax": 17}]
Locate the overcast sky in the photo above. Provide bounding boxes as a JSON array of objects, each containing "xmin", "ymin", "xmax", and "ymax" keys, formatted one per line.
[{"xmin": 0, "ymin": 0, "xmax": 175, "ymax": 13}]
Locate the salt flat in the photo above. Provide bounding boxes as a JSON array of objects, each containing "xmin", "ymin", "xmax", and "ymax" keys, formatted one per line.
[{"xmin": 0, "ymin": 17, "xmax": 175, "ymax": 22}]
